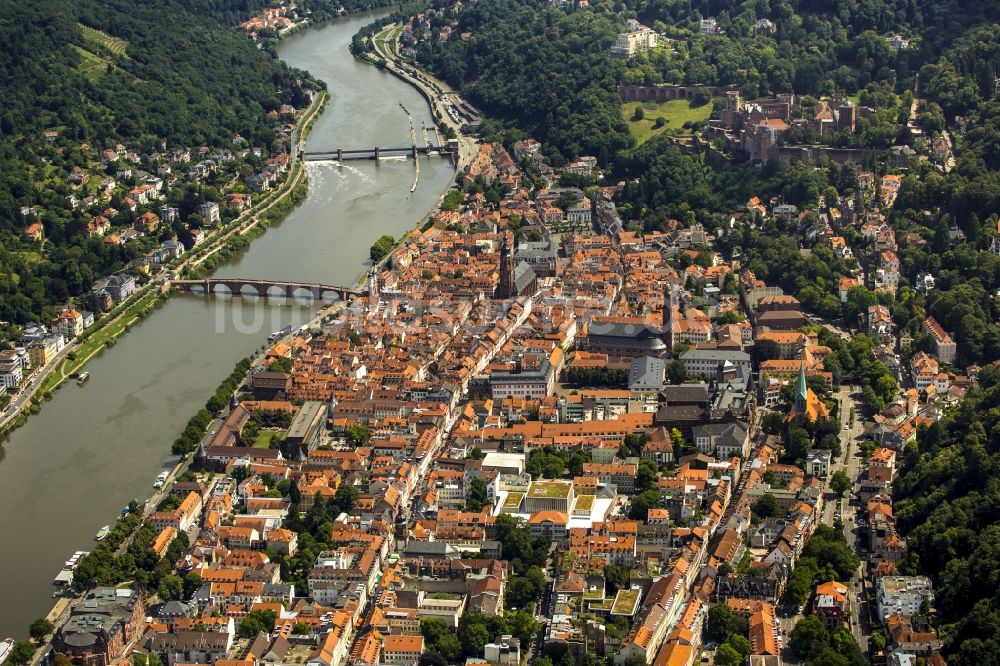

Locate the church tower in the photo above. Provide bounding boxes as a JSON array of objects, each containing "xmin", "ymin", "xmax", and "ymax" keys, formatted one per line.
[
  {"xmin": 793, "ymin": 355, "xmax": 809, "ymax": 416},
  {"xmin": 367, "ymin": 267, "xmax": 380, "ymax": 314},
  {"xmin": 662, "ymin": 283, "xmax": 678, "ymax": 348},
  {"xmin": 496, "ymin": 231, "xmax": 515, "ymax": 299}
]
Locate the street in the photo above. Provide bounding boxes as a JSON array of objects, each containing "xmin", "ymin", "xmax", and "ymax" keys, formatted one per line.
[
  {"xmin": 0, "ymin": 337, "xmax": 79, "ymax": 431},
  {"xmin": 369, "ymin": 24, "xmax": 478, "ymax": 172},
  {"xmin": 779, "ymin": 384, "xmax": 870, "ymax": 663}
]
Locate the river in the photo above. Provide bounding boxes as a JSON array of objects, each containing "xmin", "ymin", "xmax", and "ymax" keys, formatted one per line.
[{"xmin": 0, "ymin": 11, "xmax": 454, "ymax": 638}]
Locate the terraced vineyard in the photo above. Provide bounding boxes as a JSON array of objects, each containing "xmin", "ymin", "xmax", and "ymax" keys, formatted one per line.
[{"xmin": 78, "ymin": 23, "xmax": 128, "ymax": 58}]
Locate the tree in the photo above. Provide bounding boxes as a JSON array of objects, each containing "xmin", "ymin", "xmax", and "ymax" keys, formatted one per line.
[
  {"xmin": 8, "ymin": 642, "xmax": 35, "ymax": 666},
  {"xmin": 635, "ymin": 459, "xmax": 658, "ymax": 492},
  {"xmin": 752, "ymin": 493, "xmax": 780, "ymax": 519},
  {"xmin": 466, "ymin": 476, "xmax": 489, "ymax": 512},
  {"xmin": 790, "ymin": 615, "xmax": 830, "ymax": 658},
  {"xmin": 28, "ymin": 618, "xmax": 54, "ymax": 642},
  {"xmin": 369, "ymin": 234, "xmax": 395, "ymax": 262},
  {"xmin": 787, "ymin": 427, "xmax": 812, "ymax": 462},
  {"xmin": 713, "ymin": 645, "xmax": 742, "ymax": 666},
  {"xmin": 332, "ymin": 484, "xmax": 359, "ymax": 515},
  {"xmin": 628, "ymin": 489, "xmax": 662, "ymax": 520},
  {"xmin": 507, "ymin": 568, "xmax": 546, "ymax": 609},
  {"xmin": 831, "ymin": 470, "xmax": 851, "ymax": 497},
  {"xmin": 437, "ymin": 635, "xmax": 462, "ymax": 663},
  {"xmin": 505, "ymin": 609, "xmax": 542, "ymax": 648},
  {"xmin": 761, "ymin": 411, "xmax": 785, "ymax": 435},
  {"xmin": 157, "ymin": 574, "xmax": 184, "ymax": 601},
  {"xmin": 567, "ymin": 450, "xmax": 589, "ymax": 476},
  {"xmin": 705, "ymin": 604, "xmax": 741, "ymax": 642},
  {"xmin": 419, "ymin": 654, "xmax": 449, "ymax": 666},
  {"xmin": 421, "ymin": 617, "xmax": 452, "ymax": 647},
  {"xmin": 132, "ymin": 655, "xmax": 163, "ymax": 666},
  {"xmin": 346, "ymin": 424, "xmax": 371, "ymax": 446},
  {"xmin": 183, "ymin": 572, "xmax": 203, "ymax": 599},
  {"xmin": 752, "ymin": 339, "xmax": 781, "ymax": 366},
  {"xmin": 604, "ymin": 565, "xmax": 631, "ymax": 595},
  {"xmin": 440, "ymin": 191, "xmax": 464, "ymax": 212},
  {"xmin": 667, "ymin": 360, "xmax": 687, "ymax": 384},
  {"xmin": 670, "ymin": 428, "xmax": 687, "ymax": 457},
  {"xmin": 237, "ymin": 609, "xmax": 277, "ymax": 638},
  {"xmin": 633, "ymin": 106, "xmax": 645, "ymax": 121},
  {"xmin": 459, "ymin": 621, "xmax": 490, "ymax": 658},
  {"xmin": 723, "ymin": 635, "xmax": 751, "ymax": 662}
]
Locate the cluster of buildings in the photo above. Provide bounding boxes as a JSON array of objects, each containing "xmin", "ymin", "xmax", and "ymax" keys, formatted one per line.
[
  {"xmin": 398, "ymin": 2, "xmax": 471, "ymax": 52},
  {"xmin": 610, "ymin": 20, "xmax": 660, "ymax": 59},
  {"xmin": 0, "ymin": 308, "xmax": 100, "ymax": 396},
  {"xmin": 704, "ymin": 90, "xmax": 873, "ymax": 164},
  {"xmin": 7, "ymin": 98, "xmax": 314, "ymax": 379},
  {"xmin": 239, "ymin": 3, "xmax": 302, "ymax": 39},
  {"xmin": 42, "ymin": 110, "xmax": 983, "ymax": 666},
  {"xmin": 859, "ymin": 450, "xmax": 944, "ymax": 664}
]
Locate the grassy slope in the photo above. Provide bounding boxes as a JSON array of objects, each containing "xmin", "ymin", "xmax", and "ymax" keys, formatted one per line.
[{"xmin": 621, "ymin": 99, "xmax": 713, "ymax": 144}]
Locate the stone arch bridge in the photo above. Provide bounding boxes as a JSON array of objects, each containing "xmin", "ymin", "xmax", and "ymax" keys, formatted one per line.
[{"xmin": 171, "ymin": 278, "xmax": 363, "ymax": 301}]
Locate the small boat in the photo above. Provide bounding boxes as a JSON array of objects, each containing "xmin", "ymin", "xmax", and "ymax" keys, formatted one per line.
[
  {"xmin": 95, "ymin": 525, "xmax": 110, "ymax": 541},
  {"xmin": 120, "ymin": 506, "xmax": 130, "ymax": 517},
  {"xmin": 268, "ymin": 324, "xmax": 293, "ymax": 341},
  {"xmin": 76, "ymin": 372, "xmax": 90, "ymax": 385},
  {"xmin": 153, "ymin": 471, "xmax": 169, "ymax": 488},
  {"xmin": 0, "ymin": 639, "xmax": 14, "ymax": 665}
]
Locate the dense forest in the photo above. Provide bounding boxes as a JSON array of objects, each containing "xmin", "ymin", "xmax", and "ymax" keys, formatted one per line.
[
  {"xmin": 416, "ymin": 0, "xmax": 632, "ymax": 165},
  {"xmin": 0, "ymin": 0, "xmax": 317, "ymax": 326},
  {"xmin": 895, "ymin": 366, "xmax": 1000, "ymax": 665}
]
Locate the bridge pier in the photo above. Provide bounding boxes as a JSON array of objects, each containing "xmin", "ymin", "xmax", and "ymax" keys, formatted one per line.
[
  {"xmin": 337, "ymin": 148, "xmax": 343, "ymax": 162},
  {"xmin": 374, "ymin": 146, "xmax": 380, "ymax": 161},
  {"xmin": 412, "ymin": 144, "xmax": 418, "ymax": 159}
]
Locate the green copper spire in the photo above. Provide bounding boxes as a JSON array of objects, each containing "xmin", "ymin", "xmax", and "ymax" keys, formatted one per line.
[{"xmin": 795, "ymin": 352, "xmax": 808, "ymax": 408}]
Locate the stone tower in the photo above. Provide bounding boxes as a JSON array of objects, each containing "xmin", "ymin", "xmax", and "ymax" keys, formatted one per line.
[{"xmin": 496, "ymin": 231, "xmax": 515, "ymax": 299}]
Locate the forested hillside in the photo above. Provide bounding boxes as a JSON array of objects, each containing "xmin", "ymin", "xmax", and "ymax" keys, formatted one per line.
[
  {"xmin": 0, "ymin": 0, "xmax": 313, "ymax": 326},
  {"xmin": 416, "ymin": 0, "xmax": 633, "ymax": 165},
  {"xmin": 895, "ymin": 366, "xmax": 1000, "ymax": 665}
]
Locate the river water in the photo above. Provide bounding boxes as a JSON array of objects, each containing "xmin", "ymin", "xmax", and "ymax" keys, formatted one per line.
[{"xmin": 0, "ymin": 12, "xmax": 454, "ymax": 637}]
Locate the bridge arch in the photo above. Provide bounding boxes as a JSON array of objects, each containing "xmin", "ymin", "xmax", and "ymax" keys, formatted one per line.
[
  {"xmin": 238, "ymin": 284, "xmax": 262, "ymax": 298},
  {"xmin": 291, "ymin": 286, "xmax": 315, "ymax": 300}
]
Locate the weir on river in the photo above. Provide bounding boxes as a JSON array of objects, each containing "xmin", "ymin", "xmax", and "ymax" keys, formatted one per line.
[{"xmin": 0, "ymin": 10, "xmax": 456, "ymax": 637}]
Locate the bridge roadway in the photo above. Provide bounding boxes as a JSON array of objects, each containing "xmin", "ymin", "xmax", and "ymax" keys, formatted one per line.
[
  {"xmin": 171, "ymin": 278, "xmax": 364, "ymax": 301},
  {"xmin": 302, "ymin": 143, "xmax": 456, "ymax": 161}
]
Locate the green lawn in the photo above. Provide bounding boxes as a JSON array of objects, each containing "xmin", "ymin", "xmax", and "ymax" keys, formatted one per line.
[
  {"xmin": 252, "ymin": 430, "xmax": 283, "ymax": 449},
  {"xmin": 611, "ymin": 589, "xmax": 641, "ymax": 615},
  {"xmin": 38, "ymin": 290, "xmax": 159, "ymax": 396},
  {"xmin": 15, "ymin": 251, "xmax": 44, "ymax": 265},
  {"xmin": 527, "ymin": 480, "xmax": 572, "ymax": 498},
  {"xmin": 621, "ymin": 99, "xmax": 714, "ymax": 144},
  {"xmin": 503, "ymin": 492, "xmax": 524, "ymax": 510},
  {"xmin": 73, "ymin": 46, "xmax": 107, "ymax": 81}
]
